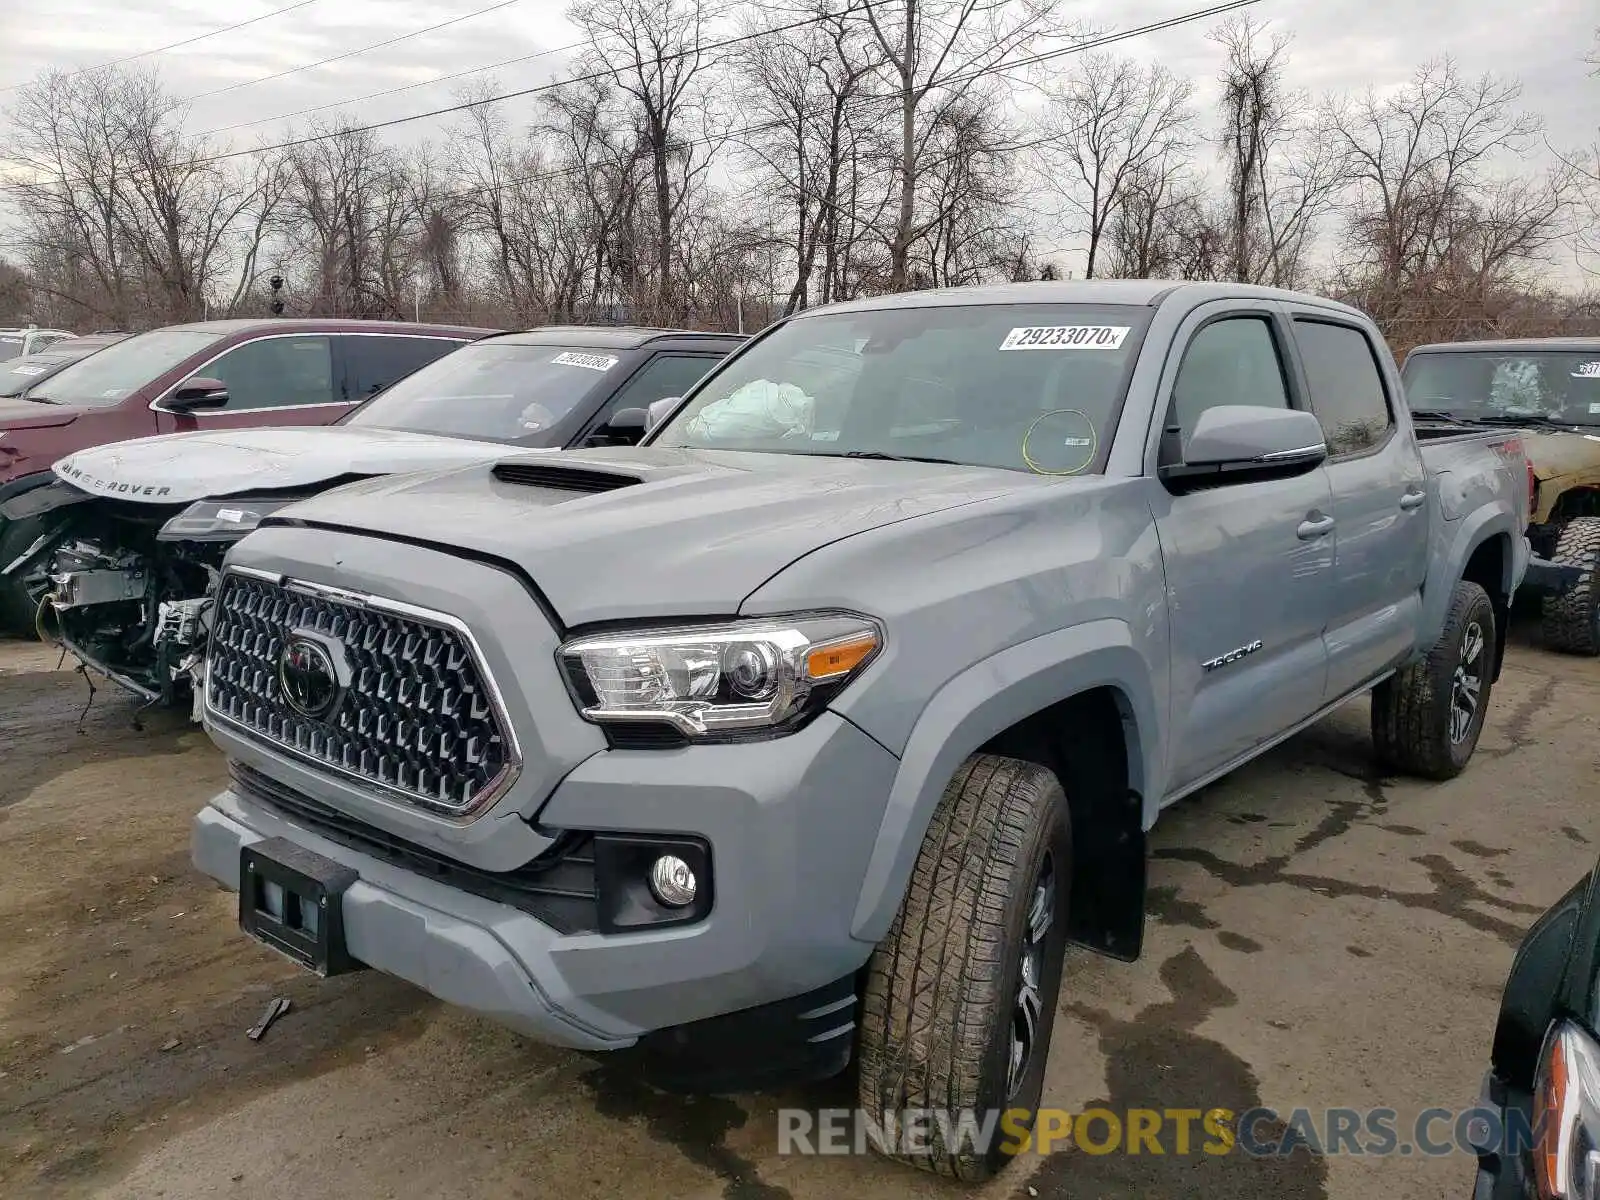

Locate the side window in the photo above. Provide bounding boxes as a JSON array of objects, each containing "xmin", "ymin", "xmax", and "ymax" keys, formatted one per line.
[
  {"xmin": 1293, "ymin": 319, "xmax": 1394, "ymax": 455},
  {"xmin": 341, "ymin": 335, "xmax": 465, "ymax": 401},
  {"xmin": 1170, "ymin": 316, "xmax": 1291, "ymax": 445},
  {"xmin": 593, "ymin": 354, "xmax": 720, "ymax": 426},
  {"xmin": 194, "ymin": 335, "xmax": 334, "ymax": 410}
]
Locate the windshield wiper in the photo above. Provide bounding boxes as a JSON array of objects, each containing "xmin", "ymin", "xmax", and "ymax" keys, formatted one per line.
[
  {"xmin": 24, "ymin": 394, "xmax": 61, "ymax": 405},
  {"xmin": 1409, "ymin": 407, "xmax": 1481, "ymax": 424},
  {"xmin": 827, "ymin": 450, "xmax": 968, "ymax": 466},
  {"xmin": 1464, "ymin": 413, "xmax": 1572, "ymax": 428}
]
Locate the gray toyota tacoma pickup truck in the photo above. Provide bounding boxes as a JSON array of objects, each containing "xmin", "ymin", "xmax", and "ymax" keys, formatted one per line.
[{"xmin": 192, "ymin": 281, "xmax": 1532, "ymax": 1179}]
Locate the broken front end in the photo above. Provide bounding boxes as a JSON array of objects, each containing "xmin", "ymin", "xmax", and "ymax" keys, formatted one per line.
[{"xmin": 2, "ymin": 484, "xmax": 299, "ymax": 713}]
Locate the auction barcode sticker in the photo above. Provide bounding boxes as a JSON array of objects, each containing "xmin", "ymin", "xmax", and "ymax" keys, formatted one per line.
[
  {"xmin": 999, "ymin": 325, "xmax": 1129, "ymax": 351},
  {"xmin": 551, "ymin": 351, "xmax": 618, "ymax": 371}
]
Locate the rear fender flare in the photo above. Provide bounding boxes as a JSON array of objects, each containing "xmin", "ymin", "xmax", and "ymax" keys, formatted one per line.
[
  {"xmin": 847, "ymin": 619, "xmax": 1162, "ymax": 944},
  {"xmin": 1420, "ymin": 509, "xmax": 1518, "ymax": 653}
]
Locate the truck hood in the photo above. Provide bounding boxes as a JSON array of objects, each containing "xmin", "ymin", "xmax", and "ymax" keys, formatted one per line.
[
  {"xmin": 1523, "ymin": 430, "xmax": 1600, "ymax": 523},
  {"xmin": 262, "ymin": 446, "xmax": 1043, "ymax": 626},
  {"xmin": 52, "ymin": 426, "xmax": 535, "ymax": 503},
  {"xmin": 0, "ymin": 397, "xmax": 81, "ymax": 430},
  {"xmin": 1523, "ymin": 429, "xmax": 1600, "ymax": 482}
]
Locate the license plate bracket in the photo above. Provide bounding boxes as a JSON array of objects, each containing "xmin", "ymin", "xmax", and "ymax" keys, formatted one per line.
[{"xmin": 239, "ymin": 837, "xmax": 363, "ymax": 977}]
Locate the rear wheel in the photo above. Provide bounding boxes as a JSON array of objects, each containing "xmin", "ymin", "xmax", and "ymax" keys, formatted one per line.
[
  {"xmin": 1371, "ymin": 579, "xmax": 1497, "ymax": 780},
  {"xmin": 856, "ymin": 754, "xmax": 1071, "ymax": 1180},
  {"xmin": 1540, "ymin": 516, "xmax": 1600, "ymax": 656}
]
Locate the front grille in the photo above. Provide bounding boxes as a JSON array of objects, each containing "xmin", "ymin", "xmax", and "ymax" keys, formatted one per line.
[
  {"xmin": 206, "ymin": 570, "xmax": 518, "ymax": 817},
  {"xmin": 231, "ymin": 763, "xmax": 598, "ymax": 934}
]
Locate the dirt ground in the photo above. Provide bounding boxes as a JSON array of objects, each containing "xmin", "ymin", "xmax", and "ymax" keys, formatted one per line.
[{"xmin": 2, "ymin": 611, "xmax": 1597, "ymax": 1200}]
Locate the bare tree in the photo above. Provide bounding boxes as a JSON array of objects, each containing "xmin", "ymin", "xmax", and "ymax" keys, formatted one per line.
[
  {"xmin": 733, "ymin": 0, "xmax": 888, "ymax": 312},
  {"xmin": 279, "ymin": 120, "xmax": 425, "ymax": 318},
  {"xmin": 0, "ymin": 260, "xmax": 32, "ymax": 325},
  {"xmin": 568, "ymin": 0, "xmax": 727, "ymax": 312},
  {"xmin": 1036, "ymin": 53, "xmax": 1194, "ymax": 279},
  {"xmin": 1327, "ymin": 59, "xmax": 1573, "ymax": 340},
  {"xmin": 1209, "ymin": 17, "xmax": 1340, "ymax": 287},
  {"xmin": 860, "ymin": 0, "xmax": 1075, "ymax": 291},
  {"xmin": 5, "ymin": 66, "xmax": 280, "ymax": 326}
]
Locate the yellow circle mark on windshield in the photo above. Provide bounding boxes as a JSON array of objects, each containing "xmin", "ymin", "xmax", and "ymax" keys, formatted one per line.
[{"xmin": 1022, "ymin": 409, "xmax": 1098, "ymax": 475}]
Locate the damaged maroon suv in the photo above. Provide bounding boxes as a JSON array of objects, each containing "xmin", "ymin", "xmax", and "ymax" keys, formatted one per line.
[{"xmin": 0, "ymin": 317, "xmax": 496, "ymax": 629}]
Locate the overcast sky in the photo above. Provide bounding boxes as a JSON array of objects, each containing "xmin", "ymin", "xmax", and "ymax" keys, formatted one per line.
[{"xmin": 0, "ymin": 0, "xmax": 1595, "ymax": 274}]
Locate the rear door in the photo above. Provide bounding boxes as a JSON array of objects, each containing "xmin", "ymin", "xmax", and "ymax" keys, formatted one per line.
[
  {"xmin": 1151, "ymin": 302, "xmax": 1339, "ymax": 794},
  {"xmin": 153, "ymin": 333, "xmax": 346, "ymax": 432},
  {"xmin": 1285, "ymin": 311, "xmax": 1428, "ymax": 701},
  {"xmin": 337, "ymin": 333, "xmax": 472, "ymax": 404}
]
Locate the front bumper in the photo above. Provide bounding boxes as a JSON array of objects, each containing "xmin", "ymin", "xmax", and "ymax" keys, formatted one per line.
[
  {"xmin": 192, "ymin": 709, "xmax": 900, "ymax": 1051},
  {"xmin": 1523, "ymin": 552, "xmax": 1584, "ymax": 596},
  {"xmin": 1470, "ymin": 1070, "xmax": 1532, "ymax": 1200}
]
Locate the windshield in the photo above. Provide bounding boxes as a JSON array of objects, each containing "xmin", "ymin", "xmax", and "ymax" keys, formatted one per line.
[
  {"xmin": 0, "ymin": 336, "xmax": 22, "ymax": 362},
  {"xmin": 651, "ymin": 303, "xmax": 1150, "ymax": 474},
  {"xmin": 1403, "ymin": 350, "xmax": 1600, "ymax": 427},
  {"xmin": 25, "ymin": 329, "xmax": 221, "ymax": 407},
  {"xmin": 342, "ymin": 341, "xmax": 616, "ymax": 441},
  {"xmin": 0, "ymin": 352, "xmax": 76, "ymax": 398}
]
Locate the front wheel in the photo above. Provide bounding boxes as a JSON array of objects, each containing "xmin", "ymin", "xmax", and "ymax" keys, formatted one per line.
[
  {"xmin": 0, "ymin": 517, "xmax": 43, "ymax": 638},
  {"xmin": 1540, "ymin": 516, "xmax": 1600, "ymax": 656},
  {"xmin": 855, "ymin": 754, "xmax": 1072, "ymax": 1180},
  {"xmin": 1371, "ymin": 579, "xmax": 1497, "ymax": 780}
]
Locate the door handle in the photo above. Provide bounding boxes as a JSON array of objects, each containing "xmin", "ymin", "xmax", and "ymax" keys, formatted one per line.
[
  {"xmin": 1399, "ymin": 489, "xmax": 1426, "ymax": 510},
  {"xmin": 1297, "ymin": 513, "xmax": 1336, "ymax": 540}
]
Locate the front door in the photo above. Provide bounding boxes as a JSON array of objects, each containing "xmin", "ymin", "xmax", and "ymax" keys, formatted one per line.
[
  {"xmin": 153, "ymin": 333, "xmax": 356, "ymax": 433},
  {"xmin": 1151, "ymin": 304, "xmax": 1338, "ymax": 796}
]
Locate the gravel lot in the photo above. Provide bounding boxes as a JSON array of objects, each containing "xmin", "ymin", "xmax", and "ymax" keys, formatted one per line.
[{"xmin": 2, "ymin": 611, "xmax": 1596, "ymax": 1200}]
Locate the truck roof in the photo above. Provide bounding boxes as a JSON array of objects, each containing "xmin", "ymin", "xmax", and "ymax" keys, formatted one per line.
[
  {"xmin": 1406, "ymin": 337, "xmax": 1600, "ymax": 355},
  {"xmin": 157, "ymin": 318, "xmax": 501, "ymax": 338},
  {"xmin": 482, "ymin": 326, "xmax": 748, "ymax": 350},
  {"xmin": 795, "ymin": 279, "xmax": 1371, "ymax": 320}
]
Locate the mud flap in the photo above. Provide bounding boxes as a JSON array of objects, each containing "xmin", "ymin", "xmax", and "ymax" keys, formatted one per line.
[{"xmin": 1067, "ymin": 787, "xmax": 1147, "ymax": 962}]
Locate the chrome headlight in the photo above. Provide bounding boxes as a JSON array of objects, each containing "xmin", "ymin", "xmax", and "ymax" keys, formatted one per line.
[
  {"xmin": 559, "ymin": 613, "xmax": 882, "ymax": 740},
  {"xmin": 1534, "ymin": 1021, "xmax": 1600, "ymax": 1199}
]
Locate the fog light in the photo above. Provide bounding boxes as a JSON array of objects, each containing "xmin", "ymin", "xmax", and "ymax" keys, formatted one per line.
[{"xmin": 648, "ymin": 855, "xmax": 697, "ymax": 907}]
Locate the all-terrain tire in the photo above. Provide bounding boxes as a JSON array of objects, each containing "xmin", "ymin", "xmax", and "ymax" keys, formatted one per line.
[
  {"xmin": 1540, "ymin": 516, "xmax": 1600, "ymax": 657},
  {"xmin": 856, "ymin": 754, "xmax": 1072, "ymax": 1181},
  {"xmin": 1371, "ymin": 579, "xmax": 1497, "ymax": 781}
]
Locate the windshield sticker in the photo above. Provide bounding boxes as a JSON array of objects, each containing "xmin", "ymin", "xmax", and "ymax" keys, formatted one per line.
[
  {"xmin": 1000, "ymin": 325, "xmax": 1129, "ymax": 351},
  {"xmin": 1589, "ymin": 402, "xmax": 1600, "ymax": 414},
  {"xmin": 11, "ymin": 364, "xmax": 48, "ymax": 376},
  {"xmin": 551, "ymin": 351, "xmax": 618, "ymax": 372},
  {"xmin": 1572, "ymin": 361, "xmax": 1600, "ymax": 379}
]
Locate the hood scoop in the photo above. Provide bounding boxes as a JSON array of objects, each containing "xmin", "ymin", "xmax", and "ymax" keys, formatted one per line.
[{"xmin": 491, "ymin": 461, "xmax": 643, "ymax": 494}]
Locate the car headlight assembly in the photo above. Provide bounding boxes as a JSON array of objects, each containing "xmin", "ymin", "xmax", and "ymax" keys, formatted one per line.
[
  {"xmin": 157, "ymin": 498, "xmax": 294, "ymax": 542},
  {"xmin": 1534, "ymin": 1021, "xmax": 1600, "ymax": 1199},
  {"xmin": 558, "ymin": 613, "xmax": 882, "ymax": 741}
]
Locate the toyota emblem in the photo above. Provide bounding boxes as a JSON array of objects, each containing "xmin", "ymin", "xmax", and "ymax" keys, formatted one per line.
[{"xmin": 279, "ymin": 636, "xmax": 340, "ymax": 720}]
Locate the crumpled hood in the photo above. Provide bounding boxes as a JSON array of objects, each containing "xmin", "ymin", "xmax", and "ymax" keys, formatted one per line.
[
  {"xmin": 263, "ymin": 446, "xmax": 1042, "ymax": 626},
  {"xmin": 0, "ymin": 398, "xmax": 81, "ymax": 430},
  {"xmin": 53, "ymin": 426, "xmax": 534, "ymax": 503}
]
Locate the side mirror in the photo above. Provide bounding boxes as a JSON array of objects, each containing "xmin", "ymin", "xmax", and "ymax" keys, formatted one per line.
[
  {"xmin": 165, "ymin": 376, "xmax": 229, "ymax": 412},
  {"xmin": 646, "ymin": 396, "xmax": 681, "ymax": 433},
  {"xmin": 584, "ymin": 406, "xmax": 648, "ymax": 448},
  {"xmin": 1161, "ymin": 405, "xmax": 1327, "ymax": 492}
]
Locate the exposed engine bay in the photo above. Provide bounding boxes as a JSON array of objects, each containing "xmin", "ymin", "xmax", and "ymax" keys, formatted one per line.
[{"xmin": 2, "ymin": 484, "xmax": 307, "ymax": 716}]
